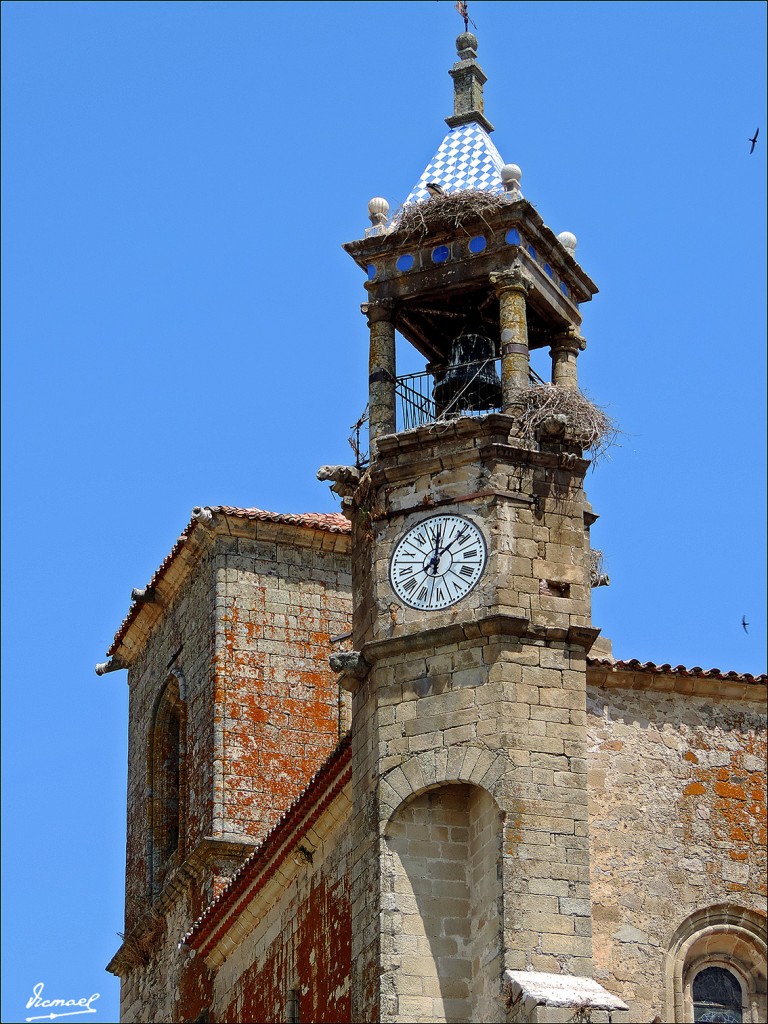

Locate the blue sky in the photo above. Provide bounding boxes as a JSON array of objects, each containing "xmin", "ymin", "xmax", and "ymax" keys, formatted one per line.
[{"xmin": 2, "ymin": 2, "xmax": 765, "ymax": 1021}]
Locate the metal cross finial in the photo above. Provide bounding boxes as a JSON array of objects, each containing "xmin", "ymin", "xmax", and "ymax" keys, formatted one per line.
[{"xmin": 455, "ymin": 1, "xmax": 476, "ymax": 31}]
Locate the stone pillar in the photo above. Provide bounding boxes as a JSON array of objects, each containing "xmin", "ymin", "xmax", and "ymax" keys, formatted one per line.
[
  {"xmin": 491, "ymin": 269, "xmax": 530, "ymax": 411},
  {"xmin": 364, "ymin": 300, "xmax": 396, "ymax": 450},
  {"xmin": 550, "ymin": 329, "xmax": 582, "ymax": 389},
  {"xmin": 445, "ymin": 31, "xmax": 494, "ymax": 133}
]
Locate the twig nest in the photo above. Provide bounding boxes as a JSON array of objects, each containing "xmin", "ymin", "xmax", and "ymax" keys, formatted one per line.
[
  {"xmin": 392, "ymin": 189, "xmax": 509, "ymax": 242},
  {"xmin": 513, "ymin": 384, "xmax": 618, "ymax": 462}
]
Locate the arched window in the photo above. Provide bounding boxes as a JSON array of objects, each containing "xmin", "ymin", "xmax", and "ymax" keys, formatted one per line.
[
  {"xmin": 665, "ymin": 906, "xmax": 767, "ymax": 1023},
  {"xmin": 693, "ymin": 966, "xmax": 743, "ymax": 1022},
  {"xmin": 148, "ymin": 673, "xmax": 187, "ymax": 896}
]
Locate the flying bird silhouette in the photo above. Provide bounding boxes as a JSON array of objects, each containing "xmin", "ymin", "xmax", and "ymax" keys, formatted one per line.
[
  {"xmin": 749, "ymin": 128, "xmax": 759, "ymax": 154},
  {"xmin": 742, "ymin": 616, "xmax": 749, "ymax": 634}
]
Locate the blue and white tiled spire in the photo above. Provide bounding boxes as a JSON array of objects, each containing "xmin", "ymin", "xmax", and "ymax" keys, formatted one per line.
[{"xmin": 403, "ymin": 30, "xmax": 521, "ymax": 206}]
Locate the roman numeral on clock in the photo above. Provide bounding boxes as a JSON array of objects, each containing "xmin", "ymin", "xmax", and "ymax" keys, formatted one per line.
[{"xmin": 389, "ymin": 514, "xmax": 487, "ymax": 610}]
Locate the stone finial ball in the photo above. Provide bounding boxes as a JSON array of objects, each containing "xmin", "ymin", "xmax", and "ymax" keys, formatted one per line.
[
  {"xmin": 368, "ymin": 197, "xmax": 390, "ymax": 217},
  {"xmin": 457, "ymin": 31, "xmax": 478, "ymax": 53},
  {"xmin": 558, "ymin": 230, "xmax": 578, "ymax": 252},
  {"xmin": 501, "ymin": 164, "xmax": 522, "ymax": 185}
]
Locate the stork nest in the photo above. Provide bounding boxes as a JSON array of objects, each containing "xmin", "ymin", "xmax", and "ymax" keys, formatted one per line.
[
  {"xmin": 391, "ymin": 189, "xmax": 512, "ymax": 242},
  {"xmin": 513, "ymin": 384, "xmax": 619, "ymax": 463}
]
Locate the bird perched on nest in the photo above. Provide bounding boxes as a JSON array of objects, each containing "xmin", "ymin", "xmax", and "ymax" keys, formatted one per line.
[{"xmin": 425, "ymin": 182, "xmax": 446, "ymax": 197}]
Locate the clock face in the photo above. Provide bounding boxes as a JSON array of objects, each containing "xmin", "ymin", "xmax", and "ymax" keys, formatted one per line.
[{"xmin": 389, "ymin": 514, "xmax": 487, "ymax": 611}]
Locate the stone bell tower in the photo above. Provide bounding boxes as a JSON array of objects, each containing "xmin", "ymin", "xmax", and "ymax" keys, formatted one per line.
[{"xmin": 327, "ymin": 28, "xmax": 628, "ymax": 1024}]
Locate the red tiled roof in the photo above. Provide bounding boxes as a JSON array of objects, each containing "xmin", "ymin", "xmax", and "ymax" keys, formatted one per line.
[
  {"xmin": 106, "ymin": 506, "xmax": 350, "ymax": 657},
  {"xmin": 183, "ymin": 733, "xmax": 352, "ymax": 954},
  {"xmin": 211, "ymin": 506, "xmax": 350, "ymax": 532},
  {"xmin": 589, "ymin": 658, "xmax": 767, "ymax": 686}
]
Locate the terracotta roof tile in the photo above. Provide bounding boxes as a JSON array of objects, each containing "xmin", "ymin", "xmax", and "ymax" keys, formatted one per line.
[
  {"xmin": 210, "ymin": 506, "xmax": 350, "ymax": 532},
  {"xmin": 589, "ymin": 658, "xmax": 767, "ymax": 686}
]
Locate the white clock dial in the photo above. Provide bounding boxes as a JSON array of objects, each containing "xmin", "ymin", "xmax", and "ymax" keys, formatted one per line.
[{"xmin": 389, "ymin": 514, "xmax": 487, "ymax": 611}]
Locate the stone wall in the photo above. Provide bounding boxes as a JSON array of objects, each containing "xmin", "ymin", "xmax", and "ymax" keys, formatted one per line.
[
  {"xmin": 123, "ymin": 546, "xmax": 217, "ymax": 933},
  {"xmin": 382, "ymin": 783, "xmax": 503, "ymax": 1023},
  {"xmin": 111, "ymin": 515, "xmax": 352, "ymax": 1022},
  {"xmin": 586, "ymin": 679, "xmax": 767, "ymax": 1023},
  {"xmin": 210, "ymin": 527, "xmax": 352, "ymax": 843},
  {"xmin": 210, "ymin": 779, "xmax": 353, "ymax": 1023}
]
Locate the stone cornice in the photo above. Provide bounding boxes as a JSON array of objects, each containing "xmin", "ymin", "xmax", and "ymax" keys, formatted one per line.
[
  {"xmin": 359, "ymin": 614, "xmax": 600, "ymax": 669},
  {"xmin": 106, "ymin": 836, "xmax": 256, "ymax": 977}
]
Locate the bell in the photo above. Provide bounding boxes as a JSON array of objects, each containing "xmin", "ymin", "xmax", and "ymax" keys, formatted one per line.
[{"xmin": 433, "ymin": 333, "xmax": 502, "ymax": 414}]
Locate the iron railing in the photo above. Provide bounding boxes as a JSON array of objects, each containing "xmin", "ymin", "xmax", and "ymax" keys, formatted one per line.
[
  {"xmin": 350, "ymin": 363, "xmax": 549, "ymax": 468},
  {"xmin": 395, "ymin": 360, "xmax": 547, "ymax": 431}
]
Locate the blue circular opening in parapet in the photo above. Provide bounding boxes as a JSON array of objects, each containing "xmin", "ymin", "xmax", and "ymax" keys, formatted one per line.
[
  {"xmin": 560, "ymin": 281, "xmax": 569, "ymax": 296},
  {"xmin": 366, "ymin": 264, "xmax": 377, "ymax": 280},
  {"xmin": 468, "ymin": 236, "xmax": 487, "ymax": 254},
  {"xmin": 396, "ymin": 254, "xmax": 415, "ymax": 272},
  {"xmin": 527, "ymin": 245, "xmax": 537, "ymax": 260},
  {"xmin": 505, "ymin": 228, "xmax": 521, "ymax": 245},
  {"xmin": 544, "ymin": 263, "xmax": 553, "ymax": 278},
  {"xmin": 431, "ymin": 245, "xmax": 450, "ymax": 264}
]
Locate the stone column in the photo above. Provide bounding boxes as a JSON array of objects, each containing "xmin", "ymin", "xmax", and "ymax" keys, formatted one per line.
[
  {"xmin": 550, "ymin": 329, "xmax": 582, "ymax": 389},
  {"xmin": 491, "ymin": 269, "xmax": 530, "ymax": 411},
  {"xmin": 364, "ymin": 300, "xmax": 396, "ymax": 449}
]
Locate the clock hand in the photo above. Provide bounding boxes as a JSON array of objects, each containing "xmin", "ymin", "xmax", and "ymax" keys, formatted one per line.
[
  {"xmin": 437, "ymin": 528, "xmax": 468, "ymax": 558},
  {"xmin": 428, "ymin": 525, "xmax": 442, "ymax": 575}
]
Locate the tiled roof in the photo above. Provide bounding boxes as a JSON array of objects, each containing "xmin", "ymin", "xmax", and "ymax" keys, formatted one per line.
[
  {"xmin": 183, "ymin": 734, "xmax": 352, "ymax": 953},
  {"xmin": 212, "ymin": 507, "xmax": 350, "ymax": 532},
  {"xmin": 589, "ymin": 658, "xmax": 767, "ymax": 686},
  {"xmin": 403, "ymin": 122, "xmax": 509, "ymax": 205},
  {"xmin": 105, "ymin": 506, "xmax": 350, "ymax": 658}
]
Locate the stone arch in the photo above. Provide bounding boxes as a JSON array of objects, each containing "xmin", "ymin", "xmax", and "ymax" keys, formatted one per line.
[
  {"xmin": 381, "ymin": 772, "xmax": 506, "ymax": 1023},
  {"xmin": 378, "ymin": 746, "xmax": 511, "ymax": 829},
  {"xmin": 665, "ymin": 904, "xmax": 767, "ymax": 1022},
  {"xmin": 147, "ymin": 673, "xmax": 188, "ymax": 897}
]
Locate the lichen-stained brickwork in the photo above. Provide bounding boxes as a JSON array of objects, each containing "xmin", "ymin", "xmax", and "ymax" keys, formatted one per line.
[
  {"xmin": 586, "ymin": 679, "xmax": 767, "ymax": 1023},
  {"xmin": 211, "ymin": 527, "xmax": 352, "ymax": 843},
  {"xmin": 109, "ymin": 513, "xmax": 352, "ymax": 1022},
  {"xmin": 123, "ymin": 548, "xmax": 216, "ymax": 933},
  {"xmin": 208, "ymin": 774, "xmax": 353, "ymax": 1023}
]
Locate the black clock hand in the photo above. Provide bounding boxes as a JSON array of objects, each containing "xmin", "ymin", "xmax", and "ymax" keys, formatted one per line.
[
  {"xmin": 427, "ymin": 525, "xmax": 442, "ymax": 575},
  {"xmin": 437, "ymin": 528, "xmax": 468, "ymax": 558}
]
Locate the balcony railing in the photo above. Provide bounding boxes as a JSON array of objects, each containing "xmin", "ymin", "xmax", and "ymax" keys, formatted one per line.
[
  {"xmin": 396, "ymin": 360, "xmax": 546, "ymax": 431},
  {"xmin": 349, "ymin": 363, "xmax": 549, "ymax": 469}
]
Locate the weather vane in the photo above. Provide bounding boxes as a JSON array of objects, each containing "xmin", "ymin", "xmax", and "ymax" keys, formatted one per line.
[{"xmin": 455, "ymin": 1, "xmax": 477, "ymax": 32}]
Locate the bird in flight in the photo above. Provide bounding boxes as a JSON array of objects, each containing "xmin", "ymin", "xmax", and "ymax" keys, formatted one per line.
[
  {"xmin": 749, "ymin": 128, "xmax": 759, "ymax": 154},
  {"xmin": 742, "ymin": 616, "xmax": 749, "ymax": 634},
  {"xmin": 426, "ymin": 182, "xmax": 446, "ymax": 197}
]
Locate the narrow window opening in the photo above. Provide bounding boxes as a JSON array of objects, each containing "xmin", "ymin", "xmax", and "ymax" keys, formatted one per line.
[
  {"xmin": 148, "ymin": 676, "xmax": 186, "ymax": 896},
  {"xmin": 287, "ymin": 986, "xmax": 301, "ymax": 1024},
  {"xmin": 161, "ymin": 708, "xmax": 181, "ymax": 860}
]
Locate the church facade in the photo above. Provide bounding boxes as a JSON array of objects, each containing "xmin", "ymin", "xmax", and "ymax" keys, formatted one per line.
[{"xmin": 100, "ymin": 31, "xmax": 767, "ymax": 1024}]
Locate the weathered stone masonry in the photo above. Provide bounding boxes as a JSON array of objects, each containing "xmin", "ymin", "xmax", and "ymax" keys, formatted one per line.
[
  {"xmin": 102, "ymin": 25, "xmax": 767, "ymax": 1024},
  {"xmin": 104, "ymin": 508, "xmax": 352, "ymax": 1023}
]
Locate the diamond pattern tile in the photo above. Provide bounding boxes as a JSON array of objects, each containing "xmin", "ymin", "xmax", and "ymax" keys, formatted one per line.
[{"xmin": 403, "ymin": 122, "xmax": 514, "ymax": 205}]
